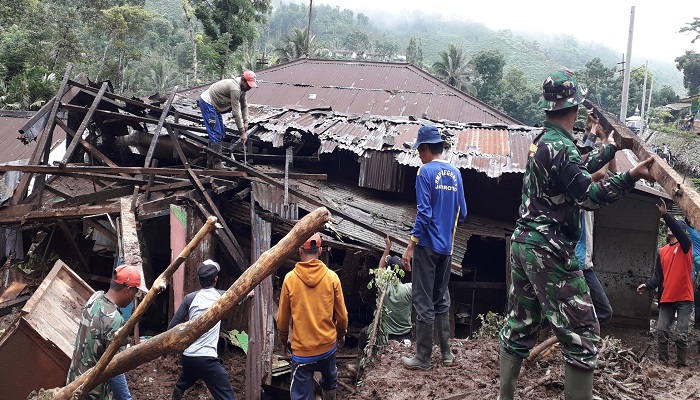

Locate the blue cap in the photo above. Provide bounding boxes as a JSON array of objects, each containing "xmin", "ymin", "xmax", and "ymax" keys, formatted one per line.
[
  {"xmin": 412, "ymin": 125, "xmax": 444, "ymax": 150},
  {"xmin": 385, "ymin": 255, "xmax": 402, "ymax": 268}
]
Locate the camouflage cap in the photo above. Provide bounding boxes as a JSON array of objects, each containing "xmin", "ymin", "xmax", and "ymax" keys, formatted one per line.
[{"xmin": 537, "ymin": 68, "xmax": 588, "ymax": 111}]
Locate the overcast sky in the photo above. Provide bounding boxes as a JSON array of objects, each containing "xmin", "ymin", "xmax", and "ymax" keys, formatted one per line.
[{"xmin": 306, "ymin": 0, "xmax": 699, "ymax": 63}]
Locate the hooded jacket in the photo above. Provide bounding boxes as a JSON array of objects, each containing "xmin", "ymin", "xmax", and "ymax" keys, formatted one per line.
[{"xmin": 277, "ymin": 258, "xmax": 348, "ymax": 357}]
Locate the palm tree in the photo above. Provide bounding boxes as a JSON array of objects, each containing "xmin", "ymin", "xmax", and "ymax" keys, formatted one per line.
[
  {"xmin": 432, "ymin": 44, "xmax": 476, "ymax": 95},
  {"xmin": 274, "ymin": 27, "xmax": 314, "ymax": 64}
]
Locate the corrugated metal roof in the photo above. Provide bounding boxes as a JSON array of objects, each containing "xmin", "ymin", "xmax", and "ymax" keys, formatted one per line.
[
  {"xmin": 284, "ymin": 176, "xmax": 513, "ymax": 268},
  {"xmin": 253, "ymin": 108, "xmax": 539, "ymax": 177},
  {"xmin": 179, "ymin": 59, "xmax": 520, "ymax": 125},
  {"xmin": 0, "ymin": 115, "xmax": 66, "ymax": 165}
]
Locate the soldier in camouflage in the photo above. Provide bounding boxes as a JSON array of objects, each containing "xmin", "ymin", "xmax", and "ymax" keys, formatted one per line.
[
  {"xmin": 497, "ymin": 69, "xmax": 656, "ymax": 400},
  {"xmin": 67, "ymin": 265, "xmax": 147, "ymax": 400}
]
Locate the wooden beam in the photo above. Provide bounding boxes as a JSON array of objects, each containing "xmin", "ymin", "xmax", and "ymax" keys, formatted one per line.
[
  {"xmin": 0, "ymin": 295, "xmax": 30, "ymax": 317},
  {"xmin": 0, "ymin": 203, "xmax": 121, "ymax": 225},
  {"xmin": 0, "ymin": 164, "xmax": 326, "ymax": 181},
  {"xmin": 588, "ymin": 102, "xmax": 700, "ymax": 229},
  {"xmin": 11, "ymin": 64, "xmax": 73, "ymax": 205},
  {"xmin": 167, "ymin": 126, "xmax": 248, "ymax": 272},
  {"xmin": 84, "ymin": 218, "xmax": 118, "ymax": 244},
  {"xmin": 44, "ymin": 184, "xmax": 74, "ymax": 200},
  {"xmin": 143, "ymin": 88, "xmax": 178, "ymax": 169},
  {"xmin": 54, "ymin": 118, "xmax": 131, "ymax": 178},
  {"xmin": 119, "ymin": 197, "xmax": 143, "ymax": 268},
  {"xmin": 56, "ymin": 185, "xmax": 136, "ymax": 207},
  {"xmin": 59, "ymin": 82, "xmax": 109, "ymax": 167},
  {"xmin": 57, "ymin": 220, "xmax": 91, "ymax": 272}
]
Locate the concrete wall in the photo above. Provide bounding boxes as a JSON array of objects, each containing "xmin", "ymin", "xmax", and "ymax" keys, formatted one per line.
[{"xmin": 593, "ymin": 192, "xmax": 661, "ymax": 329}]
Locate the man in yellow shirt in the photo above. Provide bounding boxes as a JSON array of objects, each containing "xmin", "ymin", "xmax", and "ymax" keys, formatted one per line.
[{"xmin": 277, "ymin": 233, "xmax": 348, "ymax": 400}]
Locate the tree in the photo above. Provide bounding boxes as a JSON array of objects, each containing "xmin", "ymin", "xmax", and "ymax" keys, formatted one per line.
[
  {"xmin": 343, "ymin": 29, "xmax": 370, "ymax": 54},
  {"xmin": 471, "ymin": 49, "xmax": 505, "ymax": 105},
  {"xmin": 652, "ymin": 85, "xmax": 679, "ymax": 108},
  {"xmin": 499, "ymin": 68, "xmax": 540, "ymax": 126},
  {"xmin": 274, "ymin": 27, "xmax": 314, "ymax": 64},
  {"xmin": 406, "ymin": 37, "xmax": 423, "ymax": 68},
  {"xmin": 93, "ymin": 5, "xmax": 157, "ymax": 89},
  {"xmin": 432, "ymin": 44, "xmax": 475, "ymax": 95},
  {"xmin": 679, "ymin": 17, "xmax": 700, "ymax": 43},
  {"xmin": 190, "ymin": 0, "xmax": 271, "ymax": 76},
  {"xmin": 578, "ymin": 58, "xmax": 618, "ymax": 113},
  {"xmin": 675, "ymin": 50, "xmax": 700, "ymax": 96}
]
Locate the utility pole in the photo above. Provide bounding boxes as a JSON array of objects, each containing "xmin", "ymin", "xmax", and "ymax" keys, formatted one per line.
[
  {"xmin": 640, "ymin": 60, "xmax": 648, "ymax": 134},
  {"xmin": 305, "ymin": 0, "xmax": 313, "ymax": 58},
  {"xmin": 647, "ymin": 77, "xmax": 654, "ymax": 127},
  {"xmin": 620, "ymin": 6, "xmax": 635, "ymax": 121}
]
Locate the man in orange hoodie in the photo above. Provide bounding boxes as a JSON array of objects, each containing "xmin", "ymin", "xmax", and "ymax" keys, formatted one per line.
[{"xmin": 277, "ymin": 232, "xmax": 348, "ymax": 400}]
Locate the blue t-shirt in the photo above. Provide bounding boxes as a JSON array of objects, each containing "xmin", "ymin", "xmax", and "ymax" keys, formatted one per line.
[{"xmin": 410, "ymin": 159, "xmax": 467, "ymax": 255}]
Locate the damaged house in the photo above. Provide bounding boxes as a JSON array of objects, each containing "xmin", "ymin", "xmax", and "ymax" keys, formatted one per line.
[{"xmin": 0, "ymin": 60, "xmax": 668, "ymax": 398}]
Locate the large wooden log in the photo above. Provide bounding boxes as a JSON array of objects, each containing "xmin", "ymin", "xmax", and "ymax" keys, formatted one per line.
[
  {"xmin": 586, "ymin": 101, "xmax": 700, "ymax": 229},
  {"xmin": 41, "ymin": 207, "xmax": 331, "ymax": 400}
]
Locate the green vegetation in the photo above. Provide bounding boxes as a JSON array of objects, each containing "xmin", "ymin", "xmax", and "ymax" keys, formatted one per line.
[
  {"xmin": 472, "ymin": 311, "xmax": 506, "ymax": 339},
  {"xmin": 0, "ymin": 0, "xmax": 690, "ymax": 126}
]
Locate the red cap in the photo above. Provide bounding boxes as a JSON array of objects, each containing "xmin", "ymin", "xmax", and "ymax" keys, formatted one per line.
[
  {"xmin": 243, "ymin": 70, "xmax": 257, "ymax": 88},
  {"xmin": 301, "ymin": 233, "xmax": 322, "ymax": 251},
  {"xmin": 113, "ymin": 264, "xmax": 148, "ymax": 292}
]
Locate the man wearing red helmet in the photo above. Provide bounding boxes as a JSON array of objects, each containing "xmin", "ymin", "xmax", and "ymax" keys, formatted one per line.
[
  {"xmin": 67, "ymin": 264, "xmax": 148, "ymax": 400},
  {"xmin": 198, "ymin": 70, "xmax": 257, "ymax": 169}
]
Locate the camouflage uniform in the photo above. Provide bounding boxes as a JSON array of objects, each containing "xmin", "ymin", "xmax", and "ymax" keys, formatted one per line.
[
  {"xmin": 499, "ymin": 118, "xmax": 637, "ymax": 370},
  {"xmin": 67, "ymin": 291, "xmax": 125, "ymax": 400}
]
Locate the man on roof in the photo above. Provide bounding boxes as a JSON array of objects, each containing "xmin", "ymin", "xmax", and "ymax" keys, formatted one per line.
[{"xmin": 198, "ymin": 70, "xmax": 257, "ymax": 169}]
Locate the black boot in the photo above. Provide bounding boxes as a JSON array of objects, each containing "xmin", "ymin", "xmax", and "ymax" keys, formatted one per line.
[
  {"xmin": 677, "ymin": 342, "xmax": 688, "ymax": 367},
  {"xmin": 171, "ymin": 387, "xmax": 183, "ymax": 400},
  {"xmin": 322, "ymin": 388, "xmax": 336, "ymax": 400},
  {"xmin": 564, "ymin": 363, "xmax": 593, "ymax": 400},
  {"xmin": 401, "ymin": 321, "xmax": 433, "ymax": 370},
  {"xmin": 498, "ymin": 347, "xmax": 523, "ymax": 400},
  {"xmin": 659, "ymin": 335, "xmax": 669, "ymax": 364},
  {"xmin": 436, "ymin": 313, "xmax": 454, "ymax": 365}
]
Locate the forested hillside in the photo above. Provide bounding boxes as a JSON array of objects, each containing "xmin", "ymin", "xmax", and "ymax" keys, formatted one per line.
[{"xmin": 1, "ymin": 0, "xmax": 695, "ymax": 126}]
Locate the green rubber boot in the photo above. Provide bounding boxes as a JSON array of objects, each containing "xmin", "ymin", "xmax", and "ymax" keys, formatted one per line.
[
  {"xmin": 564, "ymin": 363, "xmax": 594, "ymax": 400},
  {"xmin": 436, "ymin": 313, "xmax": 454, "ymax": 365},
  {"xmin": 401, "ymin": 321, "xmax": 433, "ymax": 370},
  {"xmin": 498, "ymin": 347, "xmax": 523, "ymax": 400}
]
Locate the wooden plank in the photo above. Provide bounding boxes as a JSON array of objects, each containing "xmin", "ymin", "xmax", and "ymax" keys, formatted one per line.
[
  {"xmin": 0, "ymin": 203, "xmax": 121, "ymax": 225},
  {"xmin": 588, "ymin": 102, "xmax": 700, "ymax": 229},
  {"xmin": 11, "ymin": 64, "xmax": 73, "ymax": 205},
  {"xmin": 0, "ymin": 282, "xmax": 28, "ymax": 302},
  {"xmin": 0, "ymin": 295, "xmax": 30, "ymax": 317},
  {"xmin": 60, "ymin": 82, "xmax": 109, "ymax": 167},
  {"xmin": 44, "ymin": 184, "xmax": 74, "ymax": 200},
  {"xmin": 2, "ymin": 164, "xmax": 326, "ymax": 181},
  {"xmin": 55, "ymin": 185, "xmax": 135, "ymax": 207}
]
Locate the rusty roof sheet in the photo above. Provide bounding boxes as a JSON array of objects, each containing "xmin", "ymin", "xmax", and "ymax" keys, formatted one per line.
[
  {"xmin": 0, "ymin": 115, "xmax": 66, "ymax": 165},
  {"xmin": 179, "ymin": 59, "xmax": 520, "ymax": 125},
  {"xmin": 252, "ymin": 107, "xmax": 539, "ymax": 177}
]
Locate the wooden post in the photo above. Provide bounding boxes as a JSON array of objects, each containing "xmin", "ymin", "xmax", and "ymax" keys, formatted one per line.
[
  {"xmin": 59, "ymin": 82, "xmax": 109, "ymax": 167},
  {"xmin": 587, "ymin": 102, "xmax": 700, "ymax": 229}
]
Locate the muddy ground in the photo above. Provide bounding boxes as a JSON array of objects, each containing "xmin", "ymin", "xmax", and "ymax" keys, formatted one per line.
[{"xmin": 124, "ymin": 322, "xmax": 700, "ymax": 400}]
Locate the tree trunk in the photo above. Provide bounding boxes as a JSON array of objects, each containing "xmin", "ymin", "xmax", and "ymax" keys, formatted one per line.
[{"xmin": 41, "ymin": 207, "xmax": 330, "ymax": 400}]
